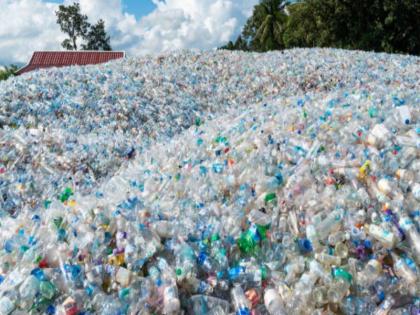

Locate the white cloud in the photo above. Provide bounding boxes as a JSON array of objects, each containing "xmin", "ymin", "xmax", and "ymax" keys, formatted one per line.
[
  {"xmin": 0, "ymin": 0, "xmax": 63, "ymax": 64},
  {"xmin": 0, "ymin": 0, "xmax": 257, "ymax": 65},
  {"xmin": 74, "ymin": 0, "xmax": 142, "ymax": 52},
  {"xmin": 135, "ymin": 0, "xmax": 258, "ymax": 55},
  {"xmin": 73, "ymin": 0, "xmax": 258, "ymax": 55}
]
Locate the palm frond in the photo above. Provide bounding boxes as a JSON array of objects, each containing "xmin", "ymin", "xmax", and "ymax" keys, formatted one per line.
[
  {"xmin": 273, "ymin": 21, "xmax": 283, "ymax": 41},
  {"xmin": 255, "ymin": 15, "xmax": 271, "ymax": 41}
]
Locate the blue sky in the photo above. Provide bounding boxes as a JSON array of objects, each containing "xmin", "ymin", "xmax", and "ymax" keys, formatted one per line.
[
  {"xmin": 124, "ymin": 0, "xmax": 157, "ymax": 18},
  {"xmin": 0, "ymin": 0, "xmax": 259, "ymax": 65},
  {"xmin": 46, "ymin": 0, "xmax": 157, "ymax": 19}
]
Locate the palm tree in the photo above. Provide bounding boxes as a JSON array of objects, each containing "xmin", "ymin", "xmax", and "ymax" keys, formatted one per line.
[
  {"xmin": 251, "ymin": 0, "xmax": 288, "ymax": 51},
  {"xmin": 220, "ymin": 0, "xmax": 291, "ymax": 52}
]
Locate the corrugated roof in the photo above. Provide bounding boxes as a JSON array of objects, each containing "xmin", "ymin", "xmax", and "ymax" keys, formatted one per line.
[{"xmin": 16, "ymin": 51, "xmax": 125, "ymax": 75}]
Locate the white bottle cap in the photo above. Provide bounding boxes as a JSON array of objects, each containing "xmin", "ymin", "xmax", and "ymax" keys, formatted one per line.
[{"xmin": 377, "ymin": 178, "xmax": 392, "ymax": 195}]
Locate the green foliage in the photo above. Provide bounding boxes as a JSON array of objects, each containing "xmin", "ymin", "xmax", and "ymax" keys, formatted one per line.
[
  {"xmin": 291, "ymin": 0, "xmax": 420, "ymax": 54},
  {"xmin": 56, "ymin": 3, "xmax": 112, "ymax": 51},
  {"xmin": 220, "ymin": 36, "xmax": 248, "ymax": 51},
  {"xmin": 240, "ymin": 0, "xmax": 288, "ymax": 52},
  {"xmin": 282, "ymin": 2, "xmax": 323, "ymax": 48},
  {"xmin": 251, "ymin": 0, "xmax": 287, "ymax": 51},
  {"xmin": 56, "ymin": 2, "xmax": 90, "ymax": 50},
  {"xmin": 82, "ymin": 19, "xmax": 112, "ymax": 51},
  {"xmin": 221, "ymin": 0, "xmax": 420, "ymax": 55},
  {"xmin": 0, "ymin": 65, "xmax": 18, "ymax": 81}
]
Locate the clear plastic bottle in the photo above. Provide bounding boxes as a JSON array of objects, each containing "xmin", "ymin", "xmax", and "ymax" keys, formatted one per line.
[
  {"xmin": 367, "ymin": 124, "xmax": 392, "ymax": 148},
  {"xmin": 397, "ymin": 216, "xmax": 420, "ymax": 264},
  {"xmin": 357, "ymin": 259, "xmax": 382, "ymax": 286},
  {"xmin": 373, "ymin": 295, "xmax": 395, "ymax": 315},
  {"xmin": 190, "ymin": 295, "xmax": 230, "ymax": 315},
  {"xmin": 0, "ymin": 296, "xmax": 15, "ymax": 315},
  {"xmin": 163, "ymin": 284, "xmax": 181, "ymax": 314},
  {"xmin": 412, "ymin": 183, "xmax": 420, "ymax": 201},
  {"xmin": 175, "ymin": 242, "xmax": 197, "ymax": 281},
  {"xmin": 367, "ymin": 224, "xmax": 397, "ymax": 248},
  {"xmin": 231, "ymin": 285, "xmax": 251, "ymax": 315},
  {"xmin": 327, "ymin": 267, "xmax": 353, "ymax": 304},
  {"xmin": 18, "ymin": 275, "xmax": 40, "ymax": 308},
  {"xmin": 264, "ymin": 288, "xmax": 287, "ymax": 315},
  {"xmin": 391, "ymin": 253, "xmax": 417, "ymax": 285},
  {"xmin": 314, "ymin": 252, "xmax": 341, "ymax": 266},
  {"xmin": 327, "ymin": 278, "xmax": 351, "ymax": 304},
  {"xmin": 313, "ymin": 208, "xmax": 345, "ymax": 241}
]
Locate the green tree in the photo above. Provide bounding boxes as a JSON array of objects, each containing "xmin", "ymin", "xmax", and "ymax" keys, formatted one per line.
[
  {"xmin": 221, "ymin": 0, "xmax": 420, "ymax": 55},
  {"xmin": 56, "ymin": 2, "xmax": 90, "ymax": 50},
  {"xmin": 349, "ymin": 0, "xmax": 420, "ymax": 54},
  {"xmin": 282, "ymin": 2, "xmax": 319, "ymax": 48},
  {"xmin": 220, "ymin": 0, "xmax": 288, "ymax": 52},
  {"xmin": 220, "ymin": 35, "xmax": 248, "ymax": 51},
  {"xmin": 282, "ymin": 0, "xmax": 338, "ymax": 48},
  {"xmin": 82, "ymin": 19, "xmax": 112, "ymax": 51},
  {"xmin": 0, "ymin": 65, "xmax": 18, "ymax": 81},
  {"xmin": 283, "ymin": 0, "xmax": 420, "ymax": 54},
  {"xmin": 254, "ymin": 0, "xmax": 287, "ymax": 51}
]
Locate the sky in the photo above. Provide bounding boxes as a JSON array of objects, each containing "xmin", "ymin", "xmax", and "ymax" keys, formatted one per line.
[{"xmin": 0, "ymin": 0, "xmax": 259, "ymax": 65}]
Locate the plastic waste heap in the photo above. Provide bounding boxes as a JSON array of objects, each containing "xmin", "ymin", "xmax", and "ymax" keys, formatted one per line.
[{"xmin": 0, "ymin": 48, "xmax": 419, "ymax": 314}]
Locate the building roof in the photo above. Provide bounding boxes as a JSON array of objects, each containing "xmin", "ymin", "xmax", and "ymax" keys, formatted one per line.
[{"xmin": 16, "ymin": 51, "xmax": 125, "ymax": 75}]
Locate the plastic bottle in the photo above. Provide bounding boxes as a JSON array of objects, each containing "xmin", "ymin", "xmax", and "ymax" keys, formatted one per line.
[
  {"xmin": 396, "ymin": 105, "xmax": 412, "ymax": 125},
  {"xmin": 314, "ymin": 252, "xmax": 341, "ymax": 266},
  {"xmin": 398, "ymin": 216, "xmax": 420, "ymax": 264},
  {"xmin": 327, "ymin": 277, "xmax": 351, "ymax": 304},
  {"xmin": 373, "ymin": 295, "xmax": 395, "ymax": 315},
  {"xmin": 357, "ymin": 259, "xmax": 383, "ymax": 286},
  {"xmin": 412, "ymin": 183, "xmax": 420, "ymax": 201},
  {"xmin": 367, "ymin": 124, "xmax": 392, "ymax": 148},
  {"xmin": 163, "ymin": 284, "xmax": 180, "ymax": 314},
  {"xmin": 367, "ymin": 224, "xmax": 398, "ymax": 248},
  {"xmin": 228, "ymin": 263, "xmax": 267, "ymax": 287},
  {"xmin": 231, "ymin": 285, "xmax": 251, "ymax": 315},
  {"xmin": 190, "ymin": 295, "xmax": 230, "ymax": 315},
  {"xmin": 175, "ymin": 243, "xmax": 197, "ymax": 281},
  {"xmin": 391, "ymin": 253, "xmax": 417, "ymax": 285},
  {"xmin": 264, "ymin": 288, "xmax": 287, "ymax": 315},
  {"xmin": 0, "ymin": 296, "xmax": 15, "ymax": 315},
  {"xmin": 18, "ymin": 275, "xmax": 40, "ymax": 308},
  {"xmin": 313, "ymin": 208, "xmax": 345, "ymax": 241}
]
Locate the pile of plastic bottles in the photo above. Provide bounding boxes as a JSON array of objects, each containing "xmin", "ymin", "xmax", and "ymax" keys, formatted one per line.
[{"xmin": 0, "ymin": 48, "xmax": 419, "ymax": 314}]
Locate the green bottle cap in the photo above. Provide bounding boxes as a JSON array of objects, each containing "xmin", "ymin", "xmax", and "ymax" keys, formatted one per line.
[
  {"xmin": 214, "ymin": 136, "xmax": 228, "ymax": 144},
  {"xmin": 20, "ymin": 245, "xmax": 29, "ymax": 253},
  {"xmin": 260, "ymin": 265, "xmax": 268, "ymax": 280},
  {"xmin": 264, "ymin": 193, "xmax": 277, "ymax": 204},
  {"xmin": 59, "ymin": 187, "xmax": 73, "ymax": 202},
  {"xmin": 43, "ymin": 200, "xmax": 52, "ymax": 209},
  {"xmin": 256, "ymin": 224, "xmax": 269, "ymax": 240},
  {"xmin": 237, "ymin": 230, "xmax": 257, "ymax": 254},
  {"xmin": 211, "ymin": 233, "xmax": 220, "ymax": 242},
  {"xmin": 119, "ymin": 288, "xmax": 130, "ymax": 299},
  {"xmin": 332, "ymin": 267, "xmax": 352, "ymax": 283}
]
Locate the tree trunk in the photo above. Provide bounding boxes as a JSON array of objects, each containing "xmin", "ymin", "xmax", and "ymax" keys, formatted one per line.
[
  {"xmin": 71, "ymin": 26, "xmax": 77, "ymax": 50},
  {"xmin": 73, "ymin": 37, "xmax": 77, "ymax": 50}
]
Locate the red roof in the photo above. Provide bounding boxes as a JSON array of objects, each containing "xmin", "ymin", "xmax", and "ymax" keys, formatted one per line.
[{"xmin": 16, "ymin": 51, "xmax": 125, "ymax": 75}]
